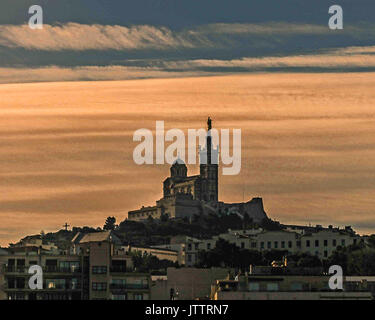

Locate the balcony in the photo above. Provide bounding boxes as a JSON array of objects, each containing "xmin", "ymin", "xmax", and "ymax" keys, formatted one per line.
[
  {"xmin": 3, "ymin": 266, "xmax": 28, "ymax": 274},
  {"xmin": 43, "ymin": 266, "xmax": 82, "ymax": 274},
  {"xmin": 45, "ymin": 283, "xmax": 82, "ymax": 290},
  {"xmin": 5, "ymin": 283, "xmax": 82, "ymax": 291},
  {"xmin": 3, "ymin": 265, "xmax": 81, "ymax": 274}
]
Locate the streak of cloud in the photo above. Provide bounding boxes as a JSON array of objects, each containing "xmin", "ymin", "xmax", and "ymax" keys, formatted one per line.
[
  {"xmin": 2, "ymin": 46, "xmax": 375, "ymax": 83},
  {"xmin": 0, "ymin": 22, "xmax": 374, "ymax": 52}
]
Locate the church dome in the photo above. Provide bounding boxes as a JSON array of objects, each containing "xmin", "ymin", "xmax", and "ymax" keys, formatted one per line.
[{"xmin": 172, "ymin": 157, "xmax": 185, "ymax": 165}]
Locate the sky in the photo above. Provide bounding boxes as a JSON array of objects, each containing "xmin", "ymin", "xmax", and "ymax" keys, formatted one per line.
[{"xmin": 0, "ymin": 0, "xmax": 374, "ymax": 245}]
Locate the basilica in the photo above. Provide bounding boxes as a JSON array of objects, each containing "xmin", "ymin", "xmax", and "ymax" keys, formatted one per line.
[{"xmin": 128, "ymin": 118, "xmax": 267, "ymax": 224}]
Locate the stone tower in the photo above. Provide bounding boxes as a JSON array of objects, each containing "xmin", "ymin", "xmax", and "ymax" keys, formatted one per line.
[
  {"xmin": 199, "ymin": 117, "xmax": 219, "ymax": 202},
  {"xmin": 170, "ymin": 158, "xmax": 187, "ymax": 178}
]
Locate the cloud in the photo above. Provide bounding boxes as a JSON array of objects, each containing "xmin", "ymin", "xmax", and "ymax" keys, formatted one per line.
[
  {"xmin": 0, "ymin": 65, "xmax": 215, "ymax": 83},
  {"xmin": 1, "ymin": 22, "xmax": 374, "ymax": 52},
  {"xmin": 336, "ymin": 46, "xmax": 375, "ymax": 54},
  {"xmin": 168, "ymin": 52, "xmax": 375, "ymax": 70},
  {"xmin": 0, "ymin": 23, "xmax": 209, "ymax": 51},
  {"xmin": 2, "ymin": 46, "xmax": 375, "ymax": 83}
]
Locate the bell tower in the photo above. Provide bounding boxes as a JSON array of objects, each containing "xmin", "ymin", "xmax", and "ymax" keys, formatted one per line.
[{"xmin": 199, "ymin": 117, "xmax": 219, "ymax": 202}]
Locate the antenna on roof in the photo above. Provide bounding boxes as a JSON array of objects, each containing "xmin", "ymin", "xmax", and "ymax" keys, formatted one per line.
[{"xmin": 63, "ymin": 223, "xmax": 70, "ymax": 231}]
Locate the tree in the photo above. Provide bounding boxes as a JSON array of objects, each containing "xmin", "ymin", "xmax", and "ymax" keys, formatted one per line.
[
  {"xmin": 242, "ymin": 213, "xmax": 254, "ymax": 229},
  {"xmin": 197, "ymin": 239, "xmax": 264, "ymax": 269},
  {"xmin": 347, "ymin": 248, "xmax": 375, "ymax": 275},
  {"xmin": 103, "ymin": 216, "xmax": 116, "ymax": 231},
  {"xmin": 367, "ymin": 235, "xmax": 375, "ymax": 248},
  {"xmin": 130, "ymin": 251, "xmax": 177, "ymax": 272}
]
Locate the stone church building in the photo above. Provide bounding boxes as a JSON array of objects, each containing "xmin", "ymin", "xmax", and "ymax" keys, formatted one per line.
[{"xmin": 128, "ymin": 118, "xmax": 267, "ymax": 223}]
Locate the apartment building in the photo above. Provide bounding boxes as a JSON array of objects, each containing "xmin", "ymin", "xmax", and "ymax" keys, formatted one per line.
[
  {"xmin": 11, "ymin": 237, "xmax": 58, "ymax": 252},
  {"xmin": 345, "ymin": 276, "xmax": 375, "ymax": 297},
  {"xmin": 0, "ymin": 231, "xmax": 151, "ymax": 300},
  {"xmin": 209, "ymin": 226, "xmax": 361, "ymax": 259},
  {"xmin": 127, "ymin": 246, "xmax": 179, "ymax": 264},
  {"xmin": 152, "ymin": 236, "xmax": 201, "ymax": 267},
  {"xmin": 151, "ymin": 267, "xmax": 232, "ymax": 300},
  {"xmin": 0, "ymin": 246, "xmax": 83, "ymax": 300},
  {"xmin": 154, "ymin": 225, "xmax": 361, "ymax": 267},
  {"xmin": 211, "ymin": 274, "xmax": 373, "ymax": 300}
]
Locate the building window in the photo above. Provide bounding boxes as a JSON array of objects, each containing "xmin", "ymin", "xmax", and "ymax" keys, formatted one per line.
[
  {"xmin": 71, "ymin": 278, "xmax": 79, "ymax": 290},
  {"xmin": 195, "ymin": 243, "xmax": 199, "ymax": 250},
  {"xmin": 315, "ymin": 240, "xmax": 319, "ymax": 247},
  {"xmin": 291, "ymin": 282, "xmax": 303, "ymax": 291},
  {"xmin": 112, "ymin": 294, "xmax": 127, "ymax": 300},
  {"xmin": 7, "ymin": 293, "xmax": 25, "ymax": 300},
  {"xmin": 274, "ymin": 241, "xmax": 278, "ymax": 249},
  {"xmin": 187, "ymin": 254, "xmax": 192, "ymax": 262},
  {"xmin": 333, "ymin": 239, "xmax": 337, "ymax": 247},
  {"xmin": 92, "ymin": 266, "xmax": 107, "ymax": 274},
  {"xmin": 306, "ymin": 240, "xmax": 310, "ymax": 247},
  {"xmin": 288, "ymin": 241, "xmax": 292, "ymax": 249},
  {"xmin": 111, "ymin": 279, "xmax": 126, "ymax": 289},
  {"xmin": 267, "ymin": 242, "xmax": 271, "ymax": 249},
  {"xmin": 241, "ymin": 242, "xmax": 245, "ymax": 249},
  {"xmin": 281, "ymin": 241, "xmax": 285, "ymax": 249},
  {"xmin": 353, "ymin": 239, "xmax": 357, "ymax": 245},
  {"xmin": 341, "ymin": 239, "xmax": 346, "ymax": 246},
  {"xmin": 134, "ymin": 294, "xmax": 143, "ymax": 300},
  {"xmin": 46, "ymin": 279, "xmax": 66, "ymax": 290},
  {"xmin": 207, "ymin": 243, "xmax": 211, "ymax": 250},
  {"xmin": 296, "ymin": 241, "xmax": 301, "ymax": 248},
  {"xmin": 260, "ymin": 242, "xmax": 264, "ymax": 249},
  {"xmin": 60, "ymin": 261, "xmax": 80, "ymax": 272},
  {"xmin": 324, "ymin": 240, "xmax": 328, "ymax": 247},
  {"xmin": 92, "ymin": 282, "xmax": 107, "ymax": 291},
  {"xmin": 249, "ymin": 283, "xmax": 259, "ymax": 291},
  {"xmin": 251, "ymin": 242, "xmax": 257, "ymax": 249},
  {"xmin": 324, "ymin": 250, "xmax": 328, "ymax": 258},
  {"xmin": 187, "ymin": 243, "xmax": 192, "ymax": 251},
  {"xmin": 8, "ymin": 278, "xmax": 25, "ymax": 289},
  {"xmin": 266, "ymin": 283, "xmax": 279, "ymax": 291}
]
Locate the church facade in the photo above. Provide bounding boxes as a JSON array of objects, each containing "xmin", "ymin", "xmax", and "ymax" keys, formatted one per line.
[{"xmin": 128, "ymin": 118, "xmax": 267, "ymax": 223}]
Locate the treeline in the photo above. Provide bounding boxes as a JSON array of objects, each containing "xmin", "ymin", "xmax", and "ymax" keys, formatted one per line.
[
  {"xmin": 196, "ymin": 238, "xmax": 322, "ymax": 269},
  {"xmin": 196, "ymin": 237, "xmax": 375, "ymax": 276},
  {"xmin": 327, "ymin": 236, "xmax": 375, "ymax": 275},
  {"xmin": 117, "ymin": 213, "xmax": 283, "ymax": 246}
]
